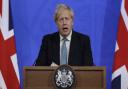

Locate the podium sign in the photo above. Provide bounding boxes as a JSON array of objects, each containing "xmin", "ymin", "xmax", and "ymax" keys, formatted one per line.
[{"xmin": 24, "ymin": 66, "xmax": 106, "ymax": 89}]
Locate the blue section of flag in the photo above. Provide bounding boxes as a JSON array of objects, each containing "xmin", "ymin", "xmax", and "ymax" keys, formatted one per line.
[
  {"xmin": 10, "ymin": 0, "xmax": 122, "ymax": 89},
  {"xmin": 112, "ymin": 75, "xmax": 121, "ymax": 89},
  {"xmin": 9, "ymin": 1, "xmax": 13, "ymax": 31}
]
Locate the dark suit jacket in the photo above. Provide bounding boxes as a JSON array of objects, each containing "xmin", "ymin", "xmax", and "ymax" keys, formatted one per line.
[{"xmin": 35, "ymin": 31, "xmax": 94, "ymax": 66}]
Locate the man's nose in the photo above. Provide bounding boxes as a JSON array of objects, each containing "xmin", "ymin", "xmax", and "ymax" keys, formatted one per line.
[{"xmin": 62, "ymin": 19, "xmax": 67, "ymax": 25}]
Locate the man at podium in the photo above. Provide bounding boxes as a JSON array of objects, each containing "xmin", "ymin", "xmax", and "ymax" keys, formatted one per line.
[{"xmin": 35, "ymin": 4, "xmax": 94, "ymax": 66}]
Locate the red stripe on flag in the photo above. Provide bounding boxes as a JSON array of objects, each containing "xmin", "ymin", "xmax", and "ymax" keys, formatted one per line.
[
  {"xmin": 113, "ymin": 16, "xmax": 128, "ymax": 71},
  {"xmin": 125, "ymin": 0, "xmax": 128, "ymax": 15},
  {"xmin": 0, "ymin": 0, "xmax": 2, "ymax": 15},
  {"xmin": 117, "ymin": 16, "xmax": 128, "ymax": 51},
  {"xmin": 0, "ymin": 31, "xmax": 20, "ymax": 89}
]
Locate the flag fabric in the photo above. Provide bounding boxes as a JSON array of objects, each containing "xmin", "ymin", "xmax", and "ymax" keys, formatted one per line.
[
  {"xmin": 112, "ymin": 0, "xmax": 128, "ymax": 89},
  {"xmin": 0, "ymin": 0, "xmax": 20, "ymax": 89}
]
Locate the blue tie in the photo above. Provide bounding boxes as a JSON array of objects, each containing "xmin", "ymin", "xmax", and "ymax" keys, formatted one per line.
[{"xmin": 60, "ymin": 38, "xmax": 67, "ymax": 65}]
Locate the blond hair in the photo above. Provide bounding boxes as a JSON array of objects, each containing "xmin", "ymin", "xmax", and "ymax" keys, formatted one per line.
[{"xmin": 54, "ymin": 4, "xmax": 74, "ymax": 22}]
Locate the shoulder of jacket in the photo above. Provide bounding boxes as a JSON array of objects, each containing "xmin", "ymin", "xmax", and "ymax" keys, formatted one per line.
[
  {"xmin": 73, "ymin": 31, "xmax": 89, "ymax": 39},
  {"xmin": 43, "ymin": 32, "xmax": 58, "ymax": 39}
]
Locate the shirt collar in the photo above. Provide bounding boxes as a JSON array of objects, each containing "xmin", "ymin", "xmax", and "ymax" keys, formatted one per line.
[{"xmin": 60, "ymin": 30, "xmax": 72, "ymax": 41}]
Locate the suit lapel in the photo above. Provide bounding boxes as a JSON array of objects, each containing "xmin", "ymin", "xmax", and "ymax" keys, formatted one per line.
[
  {"xmin": 53, "ymin": 33, "xmax": 60, "ymax": 65},
  {"xmin": 68, "ymin": 31, "xmax": 77, "ymax": 64}
]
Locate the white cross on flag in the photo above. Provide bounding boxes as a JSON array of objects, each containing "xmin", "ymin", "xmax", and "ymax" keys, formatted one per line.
[
  {"xmin": 0, "ymin": 0, "xmax": 20, "ymax": 89},
  {"xmin": 112, "ymin": 0, "xmax": 128, "ymax": 89}
]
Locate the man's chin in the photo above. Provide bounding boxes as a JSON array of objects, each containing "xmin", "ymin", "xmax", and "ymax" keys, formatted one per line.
[{"xmin": 61, "ymin": 33, "xmax": 69, "ymax": 37}]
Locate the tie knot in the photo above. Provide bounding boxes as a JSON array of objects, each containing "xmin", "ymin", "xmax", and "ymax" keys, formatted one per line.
[{"xmin": 63, "ymin": 38, "xmax": 68, "ymax": 41}]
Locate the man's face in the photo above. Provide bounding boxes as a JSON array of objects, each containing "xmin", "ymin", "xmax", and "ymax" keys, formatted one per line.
[{"xmin": 56, "ymin": 9, "xmax": 73, "ymax": 37}]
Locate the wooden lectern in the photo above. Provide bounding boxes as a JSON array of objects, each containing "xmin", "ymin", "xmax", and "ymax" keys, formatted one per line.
[{"xmin": 24, "ymin": 66, "xmax": 106, "ymax": 89}]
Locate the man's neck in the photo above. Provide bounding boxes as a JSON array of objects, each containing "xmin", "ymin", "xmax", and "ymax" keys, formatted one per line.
[{"xmin": 60, "ymin": 30, "xmax": 72, "ymax": 41}]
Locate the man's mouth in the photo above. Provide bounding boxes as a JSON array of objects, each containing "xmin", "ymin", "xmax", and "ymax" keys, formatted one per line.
[{"xmin": 63, "ymin": 27, "xmax": 68, "ymax": 30}]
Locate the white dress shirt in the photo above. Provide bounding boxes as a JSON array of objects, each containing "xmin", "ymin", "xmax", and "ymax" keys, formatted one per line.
[{"xmin": 60, "ymin": 31, "xmax": 72, "ymax": 64}]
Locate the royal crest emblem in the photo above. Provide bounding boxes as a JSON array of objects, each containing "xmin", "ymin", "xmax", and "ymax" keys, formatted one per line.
[{"xmin": 53, "ymin": 65, "xmax": 75, "ymax": 89}]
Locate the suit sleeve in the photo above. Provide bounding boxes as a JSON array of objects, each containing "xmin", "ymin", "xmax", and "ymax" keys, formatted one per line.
[
  {"xmin": 34, "ymin": 36, "xmax": 50, "ymax": 66},
  {"xmin": 83, "ymin": 36, "xmax": 94, "ymax": 66}
]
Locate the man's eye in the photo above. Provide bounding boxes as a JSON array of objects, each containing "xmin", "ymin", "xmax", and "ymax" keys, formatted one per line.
[
  {"xmin": 65, "ymin": 17, "xmax": 69, "ymax": 20},
  {"xmin": 58, "ymin": 18, "xmax": 63, "ymax": 21}
]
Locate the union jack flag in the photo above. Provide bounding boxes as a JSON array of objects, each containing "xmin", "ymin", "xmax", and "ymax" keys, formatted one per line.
[
  {"xmin": 0, "ymin": 0, "xmax": 20, "ymax": 89},
  {"xmin": 112, "ymin": 0, "xmax": 128, "ymax": 89}
]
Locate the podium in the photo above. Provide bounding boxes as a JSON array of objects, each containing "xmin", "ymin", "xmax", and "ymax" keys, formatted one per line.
[{"xmin": 24, "ymin": 66, "xmax": 106, "ymax": 89}]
